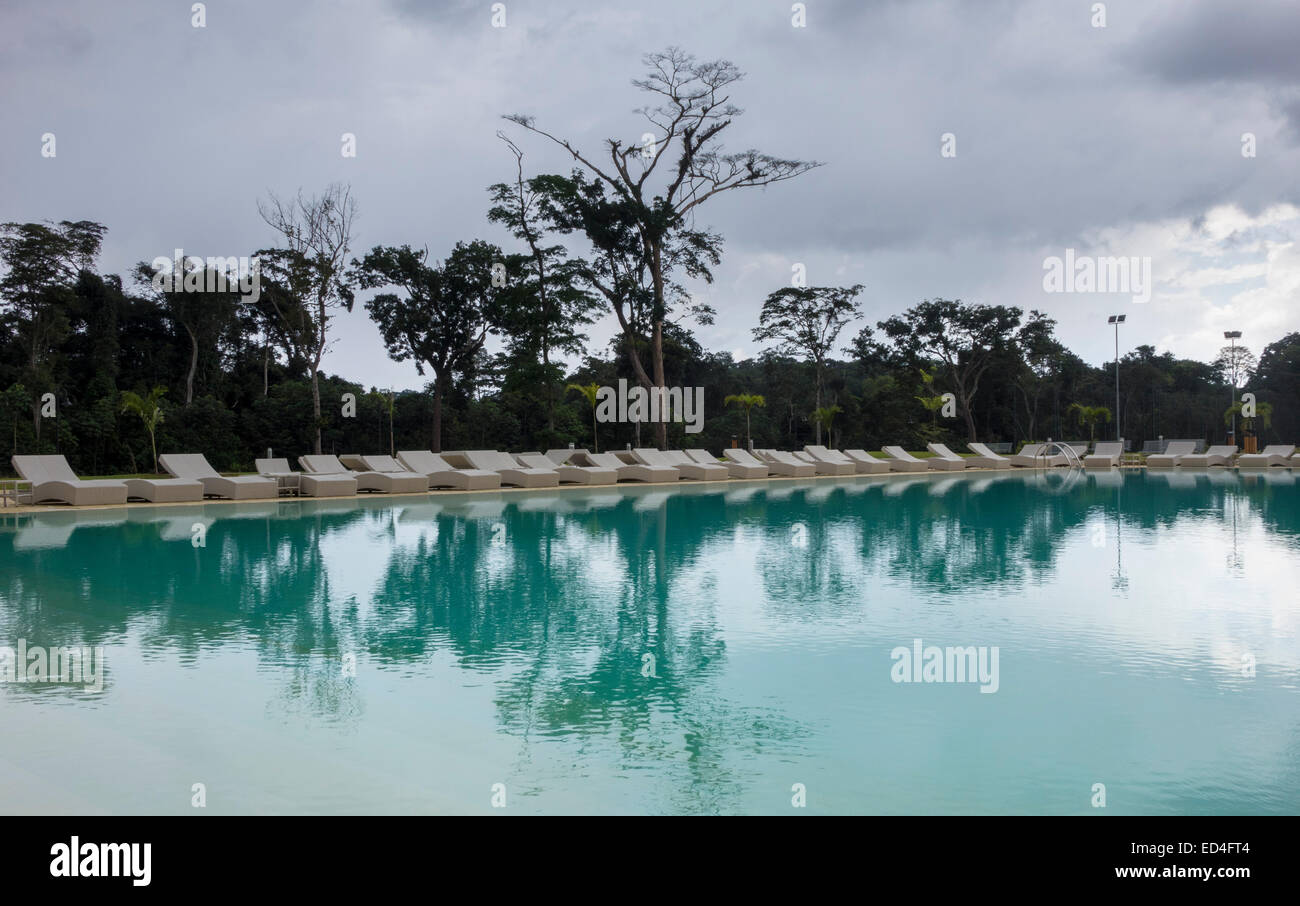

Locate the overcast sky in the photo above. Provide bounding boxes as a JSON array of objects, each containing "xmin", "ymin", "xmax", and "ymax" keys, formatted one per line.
[{"xmin": 4, "ymin": 0, "xmax": 1299, "ymax": 391}]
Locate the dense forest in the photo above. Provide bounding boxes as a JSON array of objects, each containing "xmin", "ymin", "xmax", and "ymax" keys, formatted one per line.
[
  {"xmin": 1, "ymin": 212, "xmax": 1295, "ymax": 477},
  {"xmin": 3, "ymin": 50, "xmax": 1297, "ymax": 476}
]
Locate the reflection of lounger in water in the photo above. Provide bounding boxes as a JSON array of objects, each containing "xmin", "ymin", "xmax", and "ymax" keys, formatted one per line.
[
  {"xmin": 927, "ymin": 478, "xmax": 961, "ymax": 496},
  {"xmin": 633, "ymin": 491, "xmax": 673, "ymax": 511},
  {"xmin": 13, "ymin": 511, "xmax": 128, "ymax": 550},
  {"xmin": 1089, "ymin": 471, "xmax": 1123, "ymax": 490}
]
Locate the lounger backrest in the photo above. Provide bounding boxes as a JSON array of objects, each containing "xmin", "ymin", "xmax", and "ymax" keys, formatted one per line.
[
  {"xmin": 462, "ymin": 450, "xmax": 508, "ymax": 471},
  {"xmin": 12, "ymin": 455, "xmax": 79, "ymax": 484},
  {"xmin": 684, "ymin": 449, "xmax": 717, "ymax": 465},
  {"xmin": 926, "ymin": 443, "xmax": 959, "ymax": 460},
  {"xmin": 967, "ymin": 443, "xmax": 1004, "ymax": 459},
  {"xmin": 1017, "ymin": 444, "xmax": 1043, "ymax": 457},
  {"xmin": 515, "ymin": 453, "xmax": 558, "ymax": 471},
  {"xmin": 633, "ymin": 448, "xmax": 673, "ymax": 467},
  {"xmin": 883, "ymin": 446, "xmax": 920, "ymax": 462},
  {"xmin": 586, "ymin": 452, "xmax": 624, "ymax": 469},
  {"xmin": 255, "ymin": 458, "xmax": 293, "ymax": 474},
  {"xmin": 1092, "ymin": 442, "xmax": 1122, "ymax": 457},
  {"xmin": 299, "ymin": 454, "xmax": 348, "ymax": 474},
  {"xmin": 1164, "ymin": 441, "xmax": 1197, "ymax": 456},
  {"xmin": 397, "ymin": 450, "xmax": 441, "ymax": 473},
  {"xmin": 724, "ymin": 449, "xmax": 762, "ymax": 466},
  {"xmin": 765, "ymin": 450, "xmax": 802, "ymax": 466},
  {"xmin": 160, "ymin": 453, "xmax": 220, "ymax": 479},
  {"xmin": 1259, "ymin": 445, "xmax": 1295, "ymax": 457},
  {"xmin": 1204, "ymin": 446, "xmax": 1237, "ymax": 457},
  {"xmin": 363, "ymin": 455, "xmax": 404, "ymax": 472},
  {"xmin": 844, "ymin": 449, "xmax": 883, "ymax": 462}
]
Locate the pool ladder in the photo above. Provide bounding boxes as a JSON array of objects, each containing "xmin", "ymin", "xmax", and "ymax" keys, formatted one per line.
[{"xmin": 1038, "ymin": 441, "xmax": 1084, "ymax": 469}]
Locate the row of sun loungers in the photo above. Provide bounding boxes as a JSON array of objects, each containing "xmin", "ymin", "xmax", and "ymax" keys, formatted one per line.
[{"xmin": 12, "ymin": 440, "xmax": 1300, "ymax": 505}]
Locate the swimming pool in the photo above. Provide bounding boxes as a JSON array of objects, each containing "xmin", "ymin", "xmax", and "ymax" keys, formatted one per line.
[{"xmin": 2, "ymin": 470, "xmax": 1297, "ymax": 814}]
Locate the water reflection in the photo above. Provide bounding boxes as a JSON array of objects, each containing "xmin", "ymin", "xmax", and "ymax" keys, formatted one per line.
[{"xmin": 1, "ymin": 470, "xmax": 1297, "ymax": 813}]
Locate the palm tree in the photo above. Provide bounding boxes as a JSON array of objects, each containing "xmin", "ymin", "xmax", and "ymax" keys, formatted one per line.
[
  {"xmin": 566, "ymin": 383, "xmax": 602, "ymax": 453},
  {"xmin": 812, "ymin": 404, "xmax": 842, "ymax": 446},
  {"xmin": 1224, "ymin": 399, "xmax": 1273, "ymax": 439},
  {"xmin": 724, "ymin": 393, "xmax": 766, "ymax": 448},
  {"xmin": 1067, "ymin": 402, "xmax": 1112, "ymax": 444},
  {"xmin": 915, "ymin": 369, "xmax": 948, "ymax": 426},
  {"xmin": 120, "ymin": 386, "xmax": 167, "ymax": 473}
]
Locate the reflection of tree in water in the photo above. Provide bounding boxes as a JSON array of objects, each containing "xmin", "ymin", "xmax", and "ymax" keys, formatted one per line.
[
  {"xmin": 0, "ymin": 500, "xmax": 375, "ymax": 721},
  {"xmin": 368, "ymin": 489, "xmax": 806, "ymax": 814}
]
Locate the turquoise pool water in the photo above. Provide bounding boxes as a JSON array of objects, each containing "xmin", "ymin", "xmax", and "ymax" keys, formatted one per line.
[{"xmin": 1, "ymin": 470, "xmax": 1297, "ymax": 815}]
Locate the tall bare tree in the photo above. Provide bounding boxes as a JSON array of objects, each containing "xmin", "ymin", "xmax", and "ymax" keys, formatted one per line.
[
  {"xmin": 505, "ymin": 47, "xmax": 819, "ymax": 446},
  {"xmin": 257, "ymin": 184, "xmax": 357, "ymax": 454}
]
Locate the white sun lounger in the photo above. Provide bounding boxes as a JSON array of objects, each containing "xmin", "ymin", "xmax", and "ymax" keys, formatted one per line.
[
  {"xmin": 11, "ymin": 455, "xmax": 130, "ymax": 506},
  {"xmin": 574, "ymin": 451, "xmax": 677, "ymax": 482},
  {"xmin": 299, "ymin": 454, "xmax": 427, "ymax": 494},
  {"xmin": 1177, "ymin": 445, "xmax": 1237, "ymax": 469},
  {"xmin": 635, "ymin": 448, "xmax": 726, "ymax": 480},
  {"xmin": 461, "ymin": 450, "xmax": 560, "ymax": 488},
  {"xmin": 160, "ymin": 453, "xmax": 278, "ymax": 499},
  {"xmin": 881, "ymin": 446, "xmax": 940, "ymax": 472},
  {"xmin": 361, "ymin": 454, "xmax": 461, "ymax": 492},
  {"xmin": 963, "ymin": 443, "xmax": 1013, "ymax": 470},
  {"xmin": 256, "ymin": 457, "xmax": 358, "ymax": 497},
  {"xmin": 1008, "ymin": 444, "xmax": 1068, "ymax": 468},
  {"xmin": 1146, "ymin": 440, "xmax": 1198, "ymax": 468},
  {"xmin": 543, "ymin": 448, "xmax": 592, "ymax": 466},
  {"xmin": 515, "ymin": 452, "xmax": 616, "ymax": 485},
  {"xmin": 1083, "ymin": 441, "xmax": 1124, "ymax": 469},
  {"xmin": 396, "ymin": 450, "xmax": 502, "ymax": 490},
  {"xmin": 923, "ymin": 444, "xmax": 973, "ymax": 471},
  {"xmin": 726, "ymin": 447, "xmax": 801, "ymax": 477},
  {"xmin": 661, "ymin": 449, "xmax": 731, "ymax": 480},
  {"xmin": 754, "ymin": 449, "xmax": 819, "ymax": 477},
  {"xmin": 693, "ymin": 448, "xmax": 766, "ymax": 479},
  {"xmin": 841, "ymin": 450, "xmax": 893, "ymax": 473},
  {"xmin": 804, "ymin": 445, "xmax": 871, "ymax": 475},
  {"xmin": 1236, "ymin": 445, "xmax": 1295, "ymax": 469}
]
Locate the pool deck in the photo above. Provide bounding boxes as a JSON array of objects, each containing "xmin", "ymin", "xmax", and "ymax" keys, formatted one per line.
[{"xmin": 0, "ymin": 463, "xmax": 1160, "ymax": 514}]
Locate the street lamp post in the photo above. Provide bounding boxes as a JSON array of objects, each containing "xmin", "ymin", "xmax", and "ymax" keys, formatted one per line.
[
  {"xmin": 1108, "ymin": 315, "xmax": 1126, "ymax": 443},
  {"xmin": 1224, "ymin": 330, "xmax": 1242, "ymax": 443}
]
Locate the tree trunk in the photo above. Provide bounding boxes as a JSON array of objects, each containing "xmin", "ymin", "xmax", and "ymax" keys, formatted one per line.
[
  {"xmin": 959, "ymin": 391, "xmax": 977, "ymax": 441},
  {"xmin": 432, "ymin": 372, "xmax": 447, "ymax": 453},
  {"xmin": 310, "ymin": 367, "xmax": 322, "ymax": 454},
  {"xmin": 262, "ymin": 337, "xmax": 270, "ymax": 397},
  {"xmin": 652, "ymin": 321, "xmax": 666, "ymax": 449},
  {"xmin": 184, "ymin": 323, "xmax": 198, "ymax": 405}
]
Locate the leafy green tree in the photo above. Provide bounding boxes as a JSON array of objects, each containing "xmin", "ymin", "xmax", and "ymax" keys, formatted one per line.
[
  {"xmin": 878, "ymin": 299, "xmax": 1025, "ymax": 442},
  {"xmin": 566, "ymin": 382, "xmax": 602, "ymax": 452},
  {"xmin": 915, "ymin": 369, "xmax": 947, "ymax": 426},
  {"xmin": 506, "ymin": 47, "xmax": 818, "ymax": 447},
  {"xmin": 120, "ymin": 386, "xmax": 167, "ymax": 473},
  {"xmin": 724, "ymin": 393, "xmax": 765, "ymax": 449},
  {"xmin": 1068, "ymin": 403, "xmax": 1112, "ymax": 443},
  {"xmin": 487, "ymin": 136, "xmax": 601, "ymax": 434},
  {"xmin": 352, "ymin": 241, "xmax": 506, "ymax": 451},
  {"xmin": 811, "ymin": 404, "xmax": 842, "ymax": 445},
  {"xmin": 1224, "ymin": 399, "xmax": 1272, "ymax": 437},
  {"xmin": 752, "ymin": 285, "xmax": 863, "ymax": 444},
  {"xmin": 0, "ymin": 220, "xmax": 106, "ymax": 445}
]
